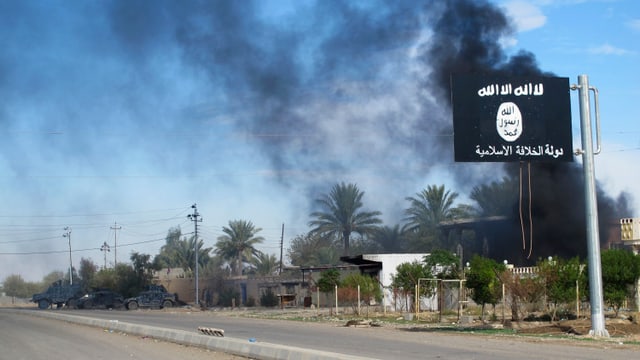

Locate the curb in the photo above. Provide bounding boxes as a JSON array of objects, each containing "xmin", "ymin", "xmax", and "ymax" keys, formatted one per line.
[{"xmin": 13, "ymin": 309, "xmax": 374, "ymax": 360}]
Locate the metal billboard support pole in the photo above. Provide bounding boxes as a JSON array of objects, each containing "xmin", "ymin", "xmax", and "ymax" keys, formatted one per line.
[{"xmin": 572, "ymin": 74, "xmax": 608, "ymax": 337}]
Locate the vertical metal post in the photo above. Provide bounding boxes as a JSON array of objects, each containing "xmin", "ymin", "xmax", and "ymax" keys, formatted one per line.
[
  {"xmin": 111, "ymin": 222, "xmax": 121, "ymax": 267},
  {"xmin": 357, "ymin": 285, "xmax": 361, "ymax": 316},
  {"xmin": 63, "ymin": 227, "xmax": 73, "ymax": 285},
  {"xmin": 188, "ymin": 204, "xmax": 202, "ymax": 306},
  {"xmin": 100, "ymin": 241, "xmax": 110, "ymax": 269},
  {"xmin": 574, "ymin": 74, "xmax": 608, "ymax": 337},
  {"xmin": 279, "ymin": 223, "xmax": 284, "ymax": 275}
]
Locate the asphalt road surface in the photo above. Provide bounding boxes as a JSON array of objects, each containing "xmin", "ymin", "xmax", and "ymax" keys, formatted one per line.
[
  {"xmin": 0, "ymin": 311, "xmax": 245, "ymax": 360},
  {"xmin": 9, "ymin": 308, "xmax": 640, "ymax": 360}
]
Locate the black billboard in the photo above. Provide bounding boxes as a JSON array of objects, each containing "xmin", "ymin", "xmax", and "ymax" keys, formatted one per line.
[{"xmin": 451, "ymin": 74, "xmax": 573, "ymax": 162}]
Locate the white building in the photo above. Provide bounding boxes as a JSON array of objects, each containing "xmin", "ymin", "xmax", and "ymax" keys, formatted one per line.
[{"xmin": 341, "ymin": 253, "xmax": 429, "ymax": 312}]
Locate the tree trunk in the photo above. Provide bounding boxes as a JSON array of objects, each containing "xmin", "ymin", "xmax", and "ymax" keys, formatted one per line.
[{"xmin": 343, "ymin": 232, "xmax": 350, "ymax": 256}]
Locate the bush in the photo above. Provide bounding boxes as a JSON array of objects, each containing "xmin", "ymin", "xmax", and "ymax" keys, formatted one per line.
[
  {"xmin": 218, "ymin": 287, "xmax": 240, "ymax": 307},
  {"xmin": 260, "ymin": 288, "xmax": 279, "ymax": 307}
]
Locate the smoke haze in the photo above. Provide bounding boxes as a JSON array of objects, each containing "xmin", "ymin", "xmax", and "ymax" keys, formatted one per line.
[{"xmin": 0, "ymin": 0, "xmax": 632, "ymax": 280}]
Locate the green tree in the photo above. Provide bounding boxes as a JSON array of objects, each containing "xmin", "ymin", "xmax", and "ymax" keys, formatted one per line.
[
  {"xmin": 347, "ymin": 234, "xmax": 380, "ymax": 255},
  {"xmin": 404, "ymin": 184, "xmax": 470, "ymax": 251},
  {"xmin": 259, "ymin": 287, "xmax": 279, "ymax": 307},
  {"xmin": 153, "ymin": 227, "xmax": 184, "ymax": 269},
  {"xmin": 215, "ymin": 220, "xmax": 264, "ymax": 276},
  {"xmin": 42, "ymin": 271, "xmax": 65, "ymax": 287},
  {"xmin": 341, "ymin": 273, "xmax": 382, "ymax": 316},
  {"xmin": 470, "ymin": 176, "xmax": 518, "ymax": 216},
  {"xmin": 317, "ymin": 268, "xmax": 342, "ymax": 293},
  {"xmin": 391, "ymin": 261, "xmax": 432, "ymax": 312},
  {"xmin": 251, "ymin": 252, "xmax": 281, "ymax": 276},
  {"xmin": 111, "ymin": 262, "xmax": 142, "ymax": 298},
  {"xmin": 92, "ymin": 268, "xmax": 119, "ymax": 292},
  {"xmin": 310, "ymin": 246, "xmax": 341, "ymax": 266},
  {"xmin": 309, "ymin": 182, "xmax": 382, "ymax": 256},
  {"xmin": 466, "ymin": 255, "xmax": 506, "ymax": 321},
  {"xmin": 78, "ymin": 257, "xmax": 98, "ymax": 292},
  {"xmin": 601, "ymin": 249, "xmax": 640, "ymax": 316},
  {"xmin": 153, "ymin": 227, "xmax": 212, "ymax": 276},
  {"xmin": 537, "ymin": 256, "xmax": 586, "ymax": 320},
  {"xmin": 177, "ymin": 236, "xmax": 213, "ymax": 277},
  {"xmin": 499, "ymin": 271, "xmax": 545, "ymax": 321},
  {"xmin": 424, "ymin": 249, "xmax": 462, "ymax": 279},
  {"xmin": 201, "ymin": 254, "xmax": 231, "ymax": 277},
  {"xmin": 2, "ymin": 274, "xmax": 40, "ymax": 298},
  {"xmin": 125, "ymin": 252, "xmax": 154, "ymax": 295},
  {"xmin": 287, "ymin": 233, "xmax": 340, "ymax": 266},
  {"xmin": 371, "ymin": 224, "xmax": 407, "ymax": 253}
]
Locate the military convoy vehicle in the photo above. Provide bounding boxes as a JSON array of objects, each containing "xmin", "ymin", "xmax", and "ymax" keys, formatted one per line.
[
  {"xmin": 124, "ymin": 285, "xmax": 177, "ymax": 310},
  {"xmin": 31, "ymin": 280, "xmax": 84, "ymax": 309},
  {"xmin": 76, "ymin": 289, "xmax": 125, "ymax": 309}
]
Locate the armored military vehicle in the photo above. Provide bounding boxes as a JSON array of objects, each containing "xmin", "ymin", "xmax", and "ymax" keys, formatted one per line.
[
  {"xmin": 32, "ymin": 280, "xmax": 84, "ymax": 309},
  {"xmin": 76, "ymin": 289, "xmax": 124, "ymax": 309},
  {"xmin": 124, "ymin": 285, "xmax": 177, "ymax": 310}
]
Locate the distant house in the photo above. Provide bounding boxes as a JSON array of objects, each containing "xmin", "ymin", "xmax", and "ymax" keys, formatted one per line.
[
  {"xmin": 154, "ymin": 255, "xmax": 432, "ymax": 311},
  {"xmin": 341, "ymin": 253, "xmax": 429, "ymax": 312}
]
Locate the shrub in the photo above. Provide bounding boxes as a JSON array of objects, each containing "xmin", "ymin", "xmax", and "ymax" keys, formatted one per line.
[
  {"xmin": 260, "ymin": 288, "xmax": 279, "ymax": 307},
  {"xmin": 218, "ymin": 287, "xmax": 240, "ymax": 307}
]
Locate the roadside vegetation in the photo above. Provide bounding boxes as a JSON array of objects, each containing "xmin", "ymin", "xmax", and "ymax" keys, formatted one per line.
[{"xmin": 2, "ymin": 179, "xmax": 638, "ymax": 324}]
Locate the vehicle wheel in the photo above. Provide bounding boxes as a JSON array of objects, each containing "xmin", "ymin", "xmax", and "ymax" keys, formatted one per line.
[
  {"xmin": 162, "ymin": 300, "xmax": 173, "ymax": 309},
  {"xmin": 38, "ymin": 299, "xmax": 50, "ymax": 309},
  {"xmin": 127, "ymin": 301, "xmax": 138, "ymax": 310},
  {"xmin": 67, "ymin": 299, "xmax": 78, "ymax": 309}
]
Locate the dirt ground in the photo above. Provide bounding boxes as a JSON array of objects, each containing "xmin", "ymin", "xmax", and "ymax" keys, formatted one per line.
[
  {"xmin": 218, "ymin": 306, "xmax": 640, "ymax": 343},
  {"xmin": 513, "ymin": 317, "xmax": 640, "ymax": 339}
]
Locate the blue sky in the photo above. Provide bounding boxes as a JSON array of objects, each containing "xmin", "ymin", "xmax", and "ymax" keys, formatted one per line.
[
  {"xmin": 500, "ymin": 0, "xmax": 639, "ymax": 230},
  {"xmin": 0, "ymin": 0, "xmax": 638, "ymax": 282}
]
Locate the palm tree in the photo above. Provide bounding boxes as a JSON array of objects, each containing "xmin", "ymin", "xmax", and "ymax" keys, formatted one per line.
[
  {"xmin": 174, "ymin": 236, "xmax": 212, "ymax": 276},
  {"xmin": 470, "ymin": 176, "xmax": 518, "ymax": 216},
  {"xmin": 153, "ymin": 227, "xmax": 183, "ymax": 269},
  {"xmin": 215, "ymin": 220, "xmax": 264, "ymax": 276},
  {"xmin": 251, "ymin": 252, "xmax": 280, "ymax": 276},
  {"xmin": 404, "ymin": 184, "xmax": 470, "ymax": 250},
  {"xmin": 309, "ymin": 182, "xmax": 382, "ymax": 256},
  {"xmin": 309, "ymin": 246, "xmax": 341, "ymax": 266},
  {"xmin": 372, "ymin": 224, "xmax": 408, "ymax": 253},
  {"xmin": 153, "ymin": 227, "xmax": 212, "ymax": 276}
]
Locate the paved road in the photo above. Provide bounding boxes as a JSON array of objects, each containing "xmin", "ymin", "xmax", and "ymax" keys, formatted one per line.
[
  {"xmin": 0, "ymin": 310, "xmax": 244, "ymax": 360},
  {"xmin": 13, "ymin": 307, "xmax": 640, "ymax": 360}
]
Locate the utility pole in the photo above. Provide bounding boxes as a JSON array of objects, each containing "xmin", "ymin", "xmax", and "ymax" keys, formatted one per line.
[
  {"xmin": 111, "ymin": 222, "xmax": 121, "ymax": 266},
  {"xmin": 63, "ymin": 227, "xmax": 73, "ymax": 285},
  {"xmin": 100, "ymin": 241, "xmax": 110, "ymax": 269},
  {"xmin": 279, "ymin": 223, "xmax": 284, "ymax": 275},
  {"xmin": 188, "ymin": 204, "xmax": 202, "ymax": 306}
]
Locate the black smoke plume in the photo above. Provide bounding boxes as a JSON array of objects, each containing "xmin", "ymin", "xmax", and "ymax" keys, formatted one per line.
[
  {"xmin": 423, "ymin": 1, "xmax": 630, "ymax": 264},
  {"xmin": 99, "ymin": 0, "xmax": 629, "ymax": 263}
]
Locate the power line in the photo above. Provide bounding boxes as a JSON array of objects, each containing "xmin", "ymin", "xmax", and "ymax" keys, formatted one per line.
[
  {"xmin": 0, "ymin": 207, "xmax": 189, "ymax": 219},
  {"xmin": 0, "ymin": 237, "xmax": 166, "ymax": 255}
]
